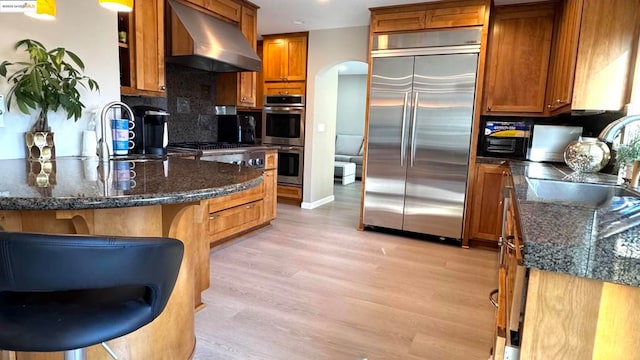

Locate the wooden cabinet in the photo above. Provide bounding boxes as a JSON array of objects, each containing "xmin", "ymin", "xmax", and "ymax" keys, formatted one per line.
[
  {"xmin": 206, "ymin": 150, "xmax": 278, "ymax": 246},
  {"xmin": 493, "ymin": 169, "xmax": 526, "ymax": 359},
  {"xmin": 370, "ymin": 1, "xmax": 486, "ymax": 33},
  {"xmin": 482, "ymin": 3, "xmax": 555, "ymax": 115},
  {"xmin": 262, "ymin": 151, "xmax": 278, "ymax": 222},
  {"xmin": 470, "ymin": 163, "xmax": 508, "ymax": 243},
  {"xmin": 185, "ymin": 0, "xmax": 241, "ymax": 22},
  {"xmin": 119, "ymin": 0, "xmax": 165, "ymax": 96},
  {"xmin": 216, "ymin": 5, "xmax": 258, "ymax": 108},
  {"xmin": 207, "ymin": 181, "xmax": 264, "ymax": 246},
  {"xmin": 277, "ymin": 185, "xmax": 302, "ymax": 203},
  {"xmin": 262, "ymin": 34, "xmax": 308, "ymax": 82},
  {"xmin": 548, "ymin": 0, "xmax": 640, "ymax": 112},
  {"xmin": 264, "ymin": 81, "xmax": 306, "ymax": 96},
  {"xmin": 544, "ymin": 0, "xmax": 582, "ymax": 114}
]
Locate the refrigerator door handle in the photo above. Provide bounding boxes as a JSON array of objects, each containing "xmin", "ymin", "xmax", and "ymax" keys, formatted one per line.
[
  {"xmin": 401, "ymin": 91, "xmax": 410, "ymax": 167},
  {"xmin": 410, "ymin": 91, "xmax": 419, "ymax": 167}
]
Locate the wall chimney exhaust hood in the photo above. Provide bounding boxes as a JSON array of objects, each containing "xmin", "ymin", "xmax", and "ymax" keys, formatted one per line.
[{"xmin": 166, "ymin": 0, "xmax": 261, "ymax": 73}]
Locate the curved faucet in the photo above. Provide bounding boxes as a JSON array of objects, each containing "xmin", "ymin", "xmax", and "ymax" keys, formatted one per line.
[
  {"xmin": 598, "ymin": 114, "xmax": 640, "ymax": 143},
  {"xmin": 97, "ymin": 101, "xmax": 135, "ymax": 162}
]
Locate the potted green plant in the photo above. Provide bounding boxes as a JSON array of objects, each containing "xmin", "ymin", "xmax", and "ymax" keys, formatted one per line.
[
  {"xmin": 616, "ymin": 135, "xmax": 640, "ymax": 186},
  {"xmin": 0, "ymin": 39, "xmax": 99, "ymax": 160}
]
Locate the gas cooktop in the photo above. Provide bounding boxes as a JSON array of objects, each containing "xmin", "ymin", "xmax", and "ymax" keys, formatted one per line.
[{"xmin": 167, "ymin": 142, "xmax": 255, "ymax": 151}]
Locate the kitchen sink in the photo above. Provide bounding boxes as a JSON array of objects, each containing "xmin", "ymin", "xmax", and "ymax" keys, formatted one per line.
[{"xmin": 525, "ymin": 178, "xmax": 626, "ymax": 207}]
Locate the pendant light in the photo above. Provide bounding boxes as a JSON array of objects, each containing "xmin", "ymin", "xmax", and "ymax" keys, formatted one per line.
[
  {"xmin": 99, "ymin": 0, "xmax": 134, "ymax": 12},
  {"xmin": 25, "ymin": 0, "xmax": 56, "ymax": 20}
]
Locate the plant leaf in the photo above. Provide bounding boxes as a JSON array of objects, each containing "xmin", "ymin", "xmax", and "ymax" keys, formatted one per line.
[{"xmin": 65, "ymin": 50, "xmax": 85, "ymax": 70}]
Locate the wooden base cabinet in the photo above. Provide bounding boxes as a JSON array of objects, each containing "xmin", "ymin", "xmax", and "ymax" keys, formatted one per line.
[
  {"xmin": 207, "ymin": 150, "xmax": 278, "ymax": 247},
  {"xmin": 470, "ymin": 163, "xmax": 509, "ymax": 243},
  {"xmin": 493, "ymin": 169, "xmax": 526, "ymax": 359}
]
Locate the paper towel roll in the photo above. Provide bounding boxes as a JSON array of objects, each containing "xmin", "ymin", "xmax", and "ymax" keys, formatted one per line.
[{"xmin": 82, "ymin": 130, "xmax": 98, "ymax": 157}]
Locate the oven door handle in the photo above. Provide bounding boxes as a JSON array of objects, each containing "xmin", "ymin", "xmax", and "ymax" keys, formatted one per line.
[{"xmin": 264, "ymin": 107, "xmax": 304, "ymax": 113}]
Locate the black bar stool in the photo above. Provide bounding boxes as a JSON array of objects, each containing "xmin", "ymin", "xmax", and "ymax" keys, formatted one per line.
[{"xmin": 0, "ymin": 231, "xmax": 184, "ymax": 360}]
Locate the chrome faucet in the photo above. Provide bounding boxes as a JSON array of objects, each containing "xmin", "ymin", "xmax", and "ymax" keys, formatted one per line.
[
  {"xmin": 97, "ymin": 101, "xmax": 135, "ymax": 162},
  {"xmin": 598, "ymin": 114, "xmax": 640, "ymax": 143}
]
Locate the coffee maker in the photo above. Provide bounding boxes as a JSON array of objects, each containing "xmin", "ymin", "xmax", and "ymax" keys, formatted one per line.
[{"xmin": 131, "ymin": 105, "xmax": 170, "ymax": 156}]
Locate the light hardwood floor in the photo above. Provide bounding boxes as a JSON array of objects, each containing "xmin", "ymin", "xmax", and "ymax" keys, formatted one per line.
[{"xmin": 193, "ymin": 181, "xmax": 498, "ymax": 360}]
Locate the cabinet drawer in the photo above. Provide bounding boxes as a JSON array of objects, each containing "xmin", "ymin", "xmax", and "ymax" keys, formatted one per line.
[
  {"xmin": 425, "ymin": 5, "xmax": 486, "ymax": 28},
  {"xmin": 264, "ymin": 81, "xmax": 306, "ymax": 96},
  {"xmin": 208, "ymin": 200, "xmax": 263, "ymax": 234},
  {"xmin": 371, "ymin": 10, "xmax": 427, "ymax": 33},
  {"xmin": 208, "ymin": 182, "xmax": 264, "ymax": 213}
]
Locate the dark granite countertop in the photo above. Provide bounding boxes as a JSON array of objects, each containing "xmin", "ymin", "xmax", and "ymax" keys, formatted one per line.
[
  {"xmin": 509, "ymin": 161, "xmax": 640, "ymax": 287},
  {"xmin": 0, "ymin": 157, "xmax": 263, "ymax": 210}
]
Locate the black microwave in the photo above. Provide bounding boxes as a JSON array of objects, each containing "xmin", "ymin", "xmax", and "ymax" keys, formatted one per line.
[{"xmin": 478, "ymin": 120, "xmax": 531, "ymax": 159}]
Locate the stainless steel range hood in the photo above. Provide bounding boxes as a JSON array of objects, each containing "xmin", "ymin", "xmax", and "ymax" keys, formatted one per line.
[{"xmin": 166, "ymin": 0, "xmax": 261, "ymax": 72}]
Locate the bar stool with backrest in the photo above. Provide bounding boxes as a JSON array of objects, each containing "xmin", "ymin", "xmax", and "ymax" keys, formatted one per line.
[{"xmin": 0, "ymin": 231, "xmax": 184, "ymax": 360}]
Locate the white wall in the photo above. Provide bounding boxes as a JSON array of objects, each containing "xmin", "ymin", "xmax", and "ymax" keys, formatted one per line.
[
  {"xmin": 303, "ymin": 26, "xmax": 369, "ymax": 206},
  {"xmin": 0, "ymin": 0, "xmax": 120, "ymax": 159},
  {"xmin": 336, "ymin": 74, "xmax": 367, "ymax": 136}
]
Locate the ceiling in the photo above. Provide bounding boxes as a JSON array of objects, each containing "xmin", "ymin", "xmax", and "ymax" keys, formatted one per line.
[{"xmin": 250, "ymin": 0, "xmax": 545, "ymax": 36}]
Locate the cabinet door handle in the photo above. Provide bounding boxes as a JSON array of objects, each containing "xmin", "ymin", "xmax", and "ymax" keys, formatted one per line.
[
  {"xmin": 160, "ymin": 85, "xmax": 166, "ymax": 91},
  {"xmin": 208, "ymin": 214, "xmax": 217, "ymax": 220},
  {"xmin": 245, "ymin": 204, "xmax": 254, "ymax": 209},
  {"xmin": 489, "ymin": 289, "xmax": 499, "ymax": 308}
]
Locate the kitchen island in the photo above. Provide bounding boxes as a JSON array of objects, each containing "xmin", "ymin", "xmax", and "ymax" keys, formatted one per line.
[
  {"xmin": 0, "ymin": 157, "xmax": 263, "ymax": 360},
  {"xmin": 503, "ymin": 161, "xmax": 640, "ymax": 359}
]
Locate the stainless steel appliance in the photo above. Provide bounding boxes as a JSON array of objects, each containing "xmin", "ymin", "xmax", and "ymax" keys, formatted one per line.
[
  {"xmin": 217, "ymin": 115, "xmax": 256, "ymax": 144},
  {"xmin": 131, "ymin": 105, "xmax": 170, "ymax": 156},
  {"xmin": 274, "ymin": 145, "xmax": 303, "ymax": 185},
  {"xmin": 262, "ymin": 95, "xmax": 305, "ymax": 147},
  {"xmin": 363, "ymin": 28, "xmax": 481, "ymax": 240},
  {"xmin": 167, "ymin": 142, "xmax": 265, "ymax": 169},
  {"xmin": 479, "ymin": 120, "xmax": 531, "ymax": 159},
  {"xmin": 527, "ymin": 125, "xmax": 583, "ymax": 162}
]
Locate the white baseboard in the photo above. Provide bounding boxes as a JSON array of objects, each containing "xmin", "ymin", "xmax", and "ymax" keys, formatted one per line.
[{"xmin": 301, "ymin": 195, "xmax": 335, "ymax": 209}]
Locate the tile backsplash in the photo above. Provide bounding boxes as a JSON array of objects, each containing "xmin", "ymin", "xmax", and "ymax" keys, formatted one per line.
[{"xmin": 122, "ymin": 63, "xmax": 218, "ymax": 143}]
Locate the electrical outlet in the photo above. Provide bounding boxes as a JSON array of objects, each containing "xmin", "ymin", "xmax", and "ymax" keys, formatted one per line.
[{"xmin": 0, "ymin": 95, "xmax": 5, "ymax": 127}]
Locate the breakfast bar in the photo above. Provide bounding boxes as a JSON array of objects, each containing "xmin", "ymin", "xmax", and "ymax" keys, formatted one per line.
[{"xmin": 0, "ymin": 157, "xmax": 263, "ymax": 360}]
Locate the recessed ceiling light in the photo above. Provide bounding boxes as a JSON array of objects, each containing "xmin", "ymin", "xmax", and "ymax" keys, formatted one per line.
[{"xmin": 293, "ymin": 19, "xmax": 304, "ymax": 25}]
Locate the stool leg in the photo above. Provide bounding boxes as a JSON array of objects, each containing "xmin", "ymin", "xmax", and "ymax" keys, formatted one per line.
[{"xmin": 64, "ymin": 348, "xmax": 86, "ymax": 360}]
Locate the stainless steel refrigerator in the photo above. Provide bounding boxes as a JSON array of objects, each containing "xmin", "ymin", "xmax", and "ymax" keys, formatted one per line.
[{"xmin": 363, "ymin": 28, "xmax": 481, "ymax": 240}]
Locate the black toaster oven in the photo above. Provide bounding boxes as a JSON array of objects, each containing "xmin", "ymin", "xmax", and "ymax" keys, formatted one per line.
[{"xmin": 478, "ymin": 120, "xmax": 531, "ymax": 159}]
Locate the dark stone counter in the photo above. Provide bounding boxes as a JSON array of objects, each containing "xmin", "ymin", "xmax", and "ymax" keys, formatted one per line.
[
  {"xmin": 0, "ymin": 157, "xmax": 263, "ymax": 210},
  {"xmin": 509, "ymin": 161, "xmax": 640, "ymax": 287}
]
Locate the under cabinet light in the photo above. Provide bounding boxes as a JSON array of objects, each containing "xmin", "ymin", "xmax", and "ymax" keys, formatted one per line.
[
  {"xmin": 24, "ymin": 0, "xmax": 56, "ymax": 20},
  {"xmin": 99, "ymin": 0, "xmax": 133, "ymax": 12}
]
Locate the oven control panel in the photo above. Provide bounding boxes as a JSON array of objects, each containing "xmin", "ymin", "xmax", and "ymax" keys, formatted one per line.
[{"xmin": 200, "ymin": 151, "xmax": 265, "ymax": 169}]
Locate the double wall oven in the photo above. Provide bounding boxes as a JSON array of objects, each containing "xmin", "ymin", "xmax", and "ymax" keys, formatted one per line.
[{"xmin": 263, "ymin": 95, "xmax": 305, "ymax": 186}]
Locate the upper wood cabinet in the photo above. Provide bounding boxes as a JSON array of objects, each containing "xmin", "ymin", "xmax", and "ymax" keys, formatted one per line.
[
  {"xmin": 119, "ymin": 0, "xmax": 165, "ymax": 97},
  {"xmin": 370, "ymin": 1, "xmax": 486, "ymax": 33},
  {"xmin": 262, "ymin": 34, "xmax": 308, "ymax": 82},
  {"xmin": 184, "ymin": 0, "xmax": 241, "ymax": 22},
  {"xmin": 544, "ymin": 0, "xmax": 582, "ymax": 114},
  {"xmin": 216, "ymin": 5, "xmax": 258, "ymax": 108},
  {"xmin": 548, "ymin": 0, "xmax": 639, "ymax": 112},
  {"xmin": 482, "ymin": 3, "xmax": 555, "ymax": 115}
]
